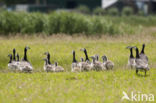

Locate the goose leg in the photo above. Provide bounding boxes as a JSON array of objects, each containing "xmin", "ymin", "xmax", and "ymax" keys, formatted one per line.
[
  {"xmin": 145, "ymin": 70, "xmax": 146, "ymax": 76},
  {"xmin": 136, "ymin": 69, "xmax": 138, "ymax": 74}
]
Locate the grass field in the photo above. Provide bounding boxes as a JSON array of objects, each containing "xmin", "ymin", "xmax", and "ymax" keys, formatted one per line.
[{"xmin": 0, "ymin": 32, "xmax": 156, "ymax": 103}]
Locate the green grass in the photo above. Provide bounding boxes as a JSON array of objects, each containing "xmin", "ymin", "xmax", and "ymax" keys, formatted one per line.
[
  {"xmin": 0, "ymin": 34, "xmax": 156, "ymax": 103},
  {"xmin": 0, "ymin": 70, "xmax": 155, "ymax": 103}
]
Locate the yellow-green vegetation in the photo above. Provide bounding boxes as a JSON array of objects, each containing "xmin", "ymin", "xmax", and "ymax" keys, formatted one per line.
[{"xmin": 0, "ymin": 34, "xmax": 156, "ymax": 103}]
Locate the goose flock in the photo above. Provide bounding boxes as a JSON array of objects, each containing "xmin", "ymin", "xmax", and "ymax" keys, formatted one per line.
[
  {"xmin": 7, "ymin": 44, "xmax": 150, "ymax": 75},
  {"xmin": 71, "ymin": 48, "xmax": 114, "ymax": 72},
  {"xmin": 126, "ymin": 44, "xmax": 149, "ymax": 75},
  {"xmin": 43, "ymin": 52, "xmax": 64, "ymax": 72},
  {"xmin": 8, "ymin": 46, "xmax": 33, "ymax": 72}
]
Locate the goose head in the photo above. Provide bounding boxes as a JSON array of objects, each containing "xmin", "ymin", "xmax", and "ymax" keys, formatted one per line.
[
  {"xmin": 126, "ymin": 46, "xmax": 136, "ymax": 49},
  {"xmin": 101, "ymin": 55, "xmax": 108, "ymax": 63},
  {"xmin": 13, "ymin": 48, "xmax": 16, "ymax": 53},
  {"xmin": 126, "ymin": 46, "xmax": 132, "ymax": 49},
  {"xmin": 44, "ymin": 52, "xmax": 51, "ymax": 64},
  {"xmin": 44, "ymin": 52, "xmax": 50, "ymax": 58},
  {"xmin": 8, "ymin": 54, "xmax": 12, "ymax": 63},
  {"xmin": 44, "ymin": 52, "xmax": 49, "ymax": 55},
  {"xmin": 72, "ymin": 50, "xmax": 75, "ymax": 55},
  {"xmin": 80, "ymin": 48, "xmax": 86, "ymax": 52},
  {"xmin": 25, "ymin": 46, "xmax": 30, "ymax": 52},
  {"xmin": 80, "ymin": 48, "xmax": 89, "ymax": 61},
  {"xmin": 81, "ymin": 48, "xmax": 88, "ymax": 55},
  {"xmin": 126, "ymin": 46, "xmax": 135, "ymax": 58},
  {"xmin": 23, "ymin": 46, "xmax": 30, "ymax": 61},
  {"xmin": 8, "ymin": 54, "xmax": 12, "ymax": 57}
]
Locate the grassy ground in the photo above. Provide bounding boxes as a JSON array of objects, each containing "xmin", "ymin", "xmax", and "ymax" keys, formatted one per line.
[{"xmin": 0, "ymin": 32, "xmax": 156, "ymax": 103}]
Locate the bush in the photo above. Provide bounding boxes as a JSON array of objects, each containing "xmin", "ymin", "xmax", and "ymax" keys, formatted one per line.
[
  {"xmin": 75, "ymin": 5, "xmax": 90, "ymax": 14},
  {"xmin": 21, "ymin": 12, "xmax": 45, "ymax": 34},
  {"xmin": 0, "ymin": 11, "xmax": 46, "ymax": 34},
  {"xmin": 1, "ymin": 11, "xmax": 154, "ymax": 35},
  {"xmin": 122, "ymin": 6, "xmax": 133, "ymax": 16},
  {"xmin": 0, "ymin": 11, "xmax": 22, "ymax": 34},
  {"xmin": 93, "ymin": 7, "xmax": 106, "ymax": 15},
  {"xmin": 108, "ymin": 8, "xmax": 119, "ymax": 16},
  {"xmin": 48, "ymin": 11, "xmax": 90, "ymax": 34}
]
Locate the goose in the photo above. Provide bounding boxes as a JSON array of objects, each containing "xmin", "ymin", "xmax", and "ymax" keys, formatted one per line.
[
  {"xmin": 94, "ymin": 54, "xmax": 99, "ymax": 61},
  {"xmin": 126, "ymin": 46, "xmax": 135, "ymax": 69},
  {"xmin": 18, "ymin": 46, "xmax": 33, "ymax": 72},
  {"xmin": 8, "ymin": 54, "xmax": 19, "ymax": 70},
  {"xmin": 43, "ymin": 58, "xmax": 55, "ymax": 72},
  {"xmin": 140, "ymin": 44, "xmax": 148, "ymax": 64},
  {"xmin": 94, "ymin": 54, "xmax": 104, "ymax": 70},
  {"xmin": 79, "ymin": 57, "xmax": 91, "ymax": 71},
  {"xmin": 54, "ymin": 62, "xmax": 64, "ymax": 72},
  {"xmin": 94, "ymin": 54, "xmax": 103, "ymax": 64},
  {"xmin": 71, "ymin": 50, "xmax": 81, "ymax": 72},
  {"xmin": 7, "ymin": 48, "xmax": 19, "ymax": 70},
  {"xmin": 80, "ymin": 48, "xmax": 90, "ymax": 63},
  {"xmin": 134, "ymin": 47, "xmax": 149, "ymax": 75},
  {"xmin": 90, "ymin": 56, "xmax": 103, "ymax": 71},
  {"xmin": 44, "ymin": 52, "xmax": 52, "ymax": 64},
  {"xmin": 101, "ymin": 55, "xmax": 114, "ymax": 70}
]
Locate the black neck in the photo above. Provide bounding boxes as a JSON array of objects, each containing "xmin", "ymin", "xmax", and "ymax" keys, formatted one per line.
[
  {"xmin": 17, "ymin": 54, "xmax": 19, "ymax": 61},
  {"xmin": 13, "ymin": 49, "xmax": 16, "ymax": 61},
  {"xmin": 47, "ymin": 54, "xmax": 51, "ymax": 64},
  {"xmin": 84, "ymin": 50, "xmax": 89, "ymax": 61},
  {"xmin": 130, "ymin": 48, "xmax": 134, "ymax": 58},
  {"xmin": 55, "ymin": 62, "xmax": 58, "ymax": 66},
  {"xmin": 24, "ymin": 49, "xmax": 28, "ymax": 61},
  {"xmin": 96, "ymin": 56, "xmax": 99, "ymax": 61},
  {"xmin": 9, "ymin": 55, "xmax": 12, "ymax": 63},
  {"xmin": 136, "ymin": 48, "xmax": 140, "ymax": 58},
  {"xmin": 92, "ymin": 58, "xmax": 95, "ymax": 64},
  {"xmin": 141, "ymin": 45, "xmax": 145, "ymax": 54},
  {"xmin": 81, "ymin": 58, "xmax": 84, "ymax": 62},
  {"xmin": 72, "ymin": 51, "xmax": 77, "ymax": 63}
]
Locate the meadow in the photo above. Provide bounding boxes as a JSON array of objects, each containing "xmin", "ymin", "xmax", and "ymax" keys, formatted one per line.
[{"xmin": 0, "ymin": 31, "xmax": 156, "ymax": 102}]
